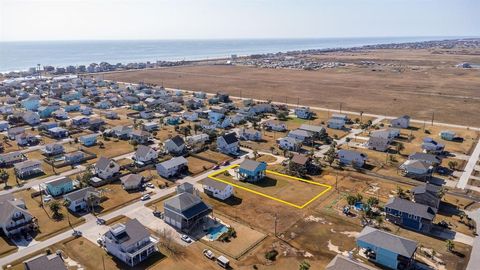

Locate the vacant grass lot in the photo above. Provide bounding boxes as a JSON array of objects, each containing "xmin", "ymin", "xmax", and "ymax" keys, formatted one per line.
[
  {"xmin": 196, "ymin": 150, "xmax": 232, "ymax": 164},
  {"xmin": 0, "ymin": 236, "xmax": 17, "ymax": 258},
  {"xmin": 97, "ymin": 183, "xmax": 144, "ymax": 214},
  {"xmin": 186, "ymin": 156, "xmax": 214, "ymax": 175}
]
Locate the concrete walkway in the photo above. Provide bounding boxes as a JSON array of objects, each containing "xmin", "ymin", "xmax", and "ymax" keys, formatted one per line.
[
  {"xmin": 457, "ymin": 140, "xmax": 480, "ymax": 189},
  {"xmin": 466, "ymin": 208, "xmax": 480, "ymax": 270}
]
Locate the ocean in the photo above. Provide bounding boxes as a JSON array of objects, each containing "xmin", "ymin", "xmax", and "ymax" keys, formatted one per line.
[{"xmin": 0, "ymin": 37, "xmax": 460, "ymax": 72}]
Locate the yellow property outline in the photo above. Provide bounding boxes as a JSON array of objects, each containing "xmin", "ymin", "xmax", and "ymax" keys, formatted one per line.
[{"xmin": 207, "ymin": 164, "xmax": 332, "ymax": 209}]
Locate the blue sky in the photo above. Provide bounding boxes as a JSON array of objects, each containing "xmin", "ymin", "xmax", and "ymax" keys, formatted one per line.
[{"xmin": 0, "ymin": 0, "xmax": 478, "ymax": 41}]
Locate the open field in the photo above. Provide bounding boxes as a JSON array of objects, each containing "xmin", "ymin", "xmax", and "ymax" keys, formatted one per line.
[
  {"xmin": 97, "ymin": 183, "xmax": 145, "ymax": 214},
  {"xmin": 186, "ymin": 156, "xmax": 215, "ymax": 175},
  {"xmin": 209, "ymin": 165, "xmax": 332, "ymax": 208},
  {"xmin": 0, "ymin": 237, "xmax": 17, "ymax": 258},
  {"xmin": 104, "ymin": 48, "xmax": 480, "ymax": 127},
  {"xmin": 195, "ymin": 150, "xmax": 232, "ymax": 164}
]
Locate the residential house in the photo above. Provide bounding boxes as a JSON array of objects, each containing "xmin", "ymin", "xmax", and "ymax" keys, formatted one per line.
[
  {"xmin": 22, "ymin": 111, "xmax": 40, "ymax": 125},
  {"xmin": 177, "ymin": 182, "xmax": 194, "ymax": 195},
  {"xmin": 47, "ymin": 127, "xmax": 69, "ymax": 139},
  {"xmin": 0, "ymin": 194, "xmax": 34, "ymax": 237},
  {"xmin": 356, "ymin": 226, "xmax": 417, "ymax": 270},
  {"xmin": 23, "ymin": 253, "xmax": 67, "ymax": 270},
  {"xmin": 156, "ymin": 156, "xmax": 188, "ymax": 178},
  {"xmin": 104, "ymin": 111, "xmax": 118, "ymax": 120},
  {"xmin": 421, "ymin": 138, "xmax": 445, "ymax": 154},
  {"xmin": 400, "ymin": 160, "xmax": 433, "ymax": 179},
  {"xmin": 164, "ymin": 135, "xmax": 186, "ymax": 155},
  {"xmin": 72, "ymin": 116, "xmax": 90, "ymax": 126},
  {"xmin": 202, "ymin": 178, "xmax": 233, "ymax": 200},
  {"xmin": 0, "ymin": 151, "xmax": 26, "ymax": 165},
  {"xmin": 38, "ymin": 106, "xmax": 57, "ymax": 118},
  {"xmin": 43, "ymin": 143, "xmax": 64, "ymax": 156},
  {"xmin": 164, "ymin": 102, "xmax": 182, "ymax": 112},
  {"xmin": 163, "ymin": 192, "xmax": 212, "ymax": 232},
  {"xmin": 164, "ymin": 115, "xmax": 181, "ymax": 125},
  {"xmin": 16, "ymin": 133, "xmax": 39, "ymax": 146},
  {"xmin": 95, "ymin": 157, "xmax": 120, "ymax": 180},
  {"xmin": 294, "ymin": 107, "xmax": 313, "ymax": 119},
  {"xmin": 120, "ymin": 174, "xmax": 143, "ymax": 190},
  {"xmin": 236, "ymin": 159, "xmax": 267, "ymax": 182},
  {"xmin": 391, "ymin": 115, "xmax": 410, "ymax": 129},
  {"xmin": 142, "ymin": 121, "xmax": 159, "ymax": 132},
  {"xmin": 112, "ymin": 125, "xmax": 133, "ymax": 139},
  {"xmin": 440, "ymin": 130, "xmax": 456, "ymax": 141},
  {"xmin": 14, "ymin": 160, "xmax": 43, "ymax": 178},
  {"xmin": 8, "ymin": 126, "xmax": 25, "ymax": 139},
  {"xmin": 96, "ymin": 100, "xmax": 112, "ymax": 109},
  {"xmin": 385, "ymin": 197, "xmax": 436, "ymax": 232},
  {"xmin": 45, "ymin": 177, "xmax": 74, "ymax": 197},
  {"xmin": 299, "ymin": 124, "xmax": 325, "ymax": 139},
  {"xmin": 186, "ymin": 133, "xmax": 209, "ymax": 146},
  {"xmin": 64, "ymin": 151, "xmax": 85, "ymax": 164},
  {"xmin": 337, "ymin": 150, "xmax": 367, "ymax": 167},
  {"xmin": 200, "ymin": 120, "xmax": 216, "ymax": 131},
  {"xmin": 130, "ymin": 130, "xmax": 151, "ymax": 145},
  {"xmin": 366, "ymin": 136, "xmax": 390, "ymax": 152},
  {"xmin": 287, "ymin": 129, "xmax": 312, "ymax": 143},
  {"xmin": 133, "ymin": 145, "xmax": 158, "ymax": 164},
  {"xmin": 208, "ymin": 110, "xmax": 224, "ymax": 124},
  {"xmin": 218, "ymin": 116, "xmax": 233, "ymax": 129},
  {"xmin": 104, "ymin": 219, "xmax": 159, "ymax": 267},
  {"xmin": 217, "ymin": 133, "xmax": 239, "ymax": 155},
  {"xmin": 182, "ymin": 111, "xmax": 198, "ymax": 122},
  {"xmin": 326, "ymin": 255, "xmax": 379, "ymax": 270},
  {"xmin": 80, "ymin": 106, "xmax": 92, "ymax": 115},
  {"xmin": 408, "ymin": 152, "xmax": 441, "ymax": 166},
  {"xmin": 411, "ymin": 183, "xmax": 442, "ymax": 210},
  {"xmin": 21, "ymin": 96, "xmax": 40, "ymax": 111},
  {"xmin": 277, "ymin": 137, "xmax": 302, "ymax": 151},
  {"xmin": 79, "ymin": 134, "xmax": 97, "ymax": 146},
  {"xmin": 39, "ymin": 121, "xmax": 58, "ymax": 131},
  {"xmin": 63, "ymin": 187, "xmax": 101, "ymax": 212},
  {"xmin": 65, "ymin": 104, "xmax": 80, "ymax": 112},
  {"xmin": 139, "ymin": 110, "xmax": 154, "ymax": 120},
  {"xmin": 88, "ymin": 118, "xmax": 105, "ymax": 131},
  {"xmin": 252, "ymin": 103, "xmax": 273, "ymax": 114},
  {"xmin": 238, "ymin": 128, "xmax": 262, "ymax": 141},
  {"xmin": 52, "ymin": 109, "xmax": 68, "ymax": 120},
  {"xmin": 327, "ymin": 118, "xmax": 346, "ymax": 130},
  {"xmin": 0, "ymin": 121, "xmax": 9, "ymax": 131}
]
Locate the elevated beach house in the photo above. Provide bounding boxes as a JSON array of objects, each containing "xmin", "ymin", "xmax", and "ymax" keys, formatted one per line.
[
  {"xmin": 217, "ymin": 133, "xmax": 239, "ymax": 155},
  {"xmin": 156, "ymin": 156, "xmax": 188, "ymax": 179},
  {"xmin": 95, "ymin": 157, "xmax": 120, "ymax": 180},
  {"xmin": 0, "ymin": 194, "xmax": 35, "ymax": 237},
  {"xmin": 384, "ymin": 197, "xmax": 436, "ymax": 232},
  {"xmin": 202, "ymin": 178, "xmax": 233, "ymax": 201},
  {"xmin": 45, "ymin": 177, "xmax": 74, "ymax": 197},
  {"xmin": 236, "ymin": 159, "xmax": 267, "ymax": 182},
  {"xmin": 163, "ymin": 192, "xmax": 212, "ymax": 232}
]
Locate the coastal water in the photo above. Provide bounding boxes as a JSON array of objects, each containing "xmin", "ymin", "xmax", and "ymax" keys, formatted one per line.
[{"xmin": 0, "ymin": 37, "xmax": 460, "ymax": 72}]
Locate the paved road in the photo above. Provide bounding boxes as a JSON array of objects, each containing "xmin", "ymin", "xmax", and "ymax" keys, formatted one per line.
[
  {"xmin": 466, "ymin": 208, "xmax": 480, "ymax": 270},
  {"xmin": 0, "ymin": 149, "xmax": 249, "ymax": 267},
  {"xmin": 457, "ymin": 140, "xmax": 480, "ymax": 189}
]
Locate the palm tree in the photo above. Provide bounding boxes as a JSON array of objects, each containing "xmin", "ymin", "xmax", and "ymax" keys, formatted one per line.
[
  {"xmin": 63, "ymin": 200, "xmax": 73, "ymax": 229},
  {"xmin": 299, "ymin": 260, "xmax": 310, "ymax": 270},
  {"xmin": 49, "ymin": 201, "xmax": 62, "ymax": 219},
  {"xmin": 0, "ymin": 169, "xmax": 9, "ymax": 188},
  {"xmin": 445, "ymin": 240, "xmax": 455, "ymax": 252},
  {"xmin": 396, "ymin": 142, "xmax": 405, "ymax": 155}
]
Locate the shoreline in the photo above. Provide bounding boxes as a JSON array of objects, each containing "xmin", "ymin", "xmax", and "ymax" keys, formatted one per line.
[{"xmin": 2, "ymin": 37, "xmax": 478, "ymax": 74}]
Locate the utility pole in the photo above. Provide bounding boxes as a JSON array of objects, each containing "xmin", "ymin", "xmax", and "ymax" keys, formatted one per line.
[
  {"xmin": 274, "ymin": 213, "xmax": 278, "ymax": 237},
  {"xmin": 339, "ymin": 103, "xmax": 342, "ymax": 113},
  {"xmin": 431, "ymin": 112, "xmax": 434, "ymax": 126}
]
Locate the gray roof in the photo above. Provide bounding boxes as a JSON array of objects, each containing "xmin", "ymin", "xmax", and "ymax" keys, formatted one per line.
[
  {"xmin": 408, "ymin": 152, "xmax": 441, "ymax": 164},
  {"xmin": 164, "ymin": 192, "xmax": 211, "ymax": 219},
  {"xmin": 412, "ymin": 183, "xmax": 442, "ymax": 196},
  {"xmin": 289, "ymin": 129, "xmax": 311, "ymax": 137},
  {"xmin": 221, "ymin": 133, "xmax": 238, "ymax": 145},
  {"xmin": 135, "ymin": 145, "xmax": 155, "ymax": 159},
  {"xmin": 46, "ymin": 177, "xmax": 72, "ymax": 188},
  {"xmin": 239, "ymin": 159, "xmax": 264, "ymax": 172},
  {"xmin": 105, "ymin": 218, "xmax": 150, "ymax": 248},
  {"xmin": 63, "ymin": 187, "xmax": 98, "ymax": 202},
  {"xmin": 299, "ymin": 124, "xmax": 325, "ymax": 133},
  {"xmin": 177, "ymin": 182, "xmax": 194, "ymax": 194},
  {"xmin": 24, "ymin": 254, "xmax": 67, "ymax": 270},
  {"xmin": 120, "ymin": 174, "xmax": 143, "ymax": 185},
  {"xmin": 357, "ymin": 226, "xmax": 417, "ymax": 258},
  {"xmin": 326, "ymin": 255, "xmax": 378, "ymax": 270},
  {"xmin": 14, "ymin": 160, "xmax": 41, "ymax": 170},
  {"xmin": 202, "ymin": 177, "xmax": 230, "ymax": 190},
  {"xmin": 169, "ymin": 135, "xmax": 185, "ymax": 147},
  {"xmin": 95, "ymin": 157, "xmax": 115, "ymax": 171},
  {"xmin": 385, "ymin": 197, "xmax": 436, "ymax": 220},
  {"xmin": 0, "ymin": 196, "xmax": 31, "ymax": 226},
  {"xmin": 158, "ymin": 156, "xmax": 188, "ymax": 170}
]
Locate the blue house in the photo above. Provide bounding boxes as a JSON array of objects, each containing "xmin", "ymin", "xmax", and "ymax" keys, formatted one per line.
[
  {"xmin": 356, "ymin": 226, "xmax": 417, "ymax": 270},
  {"xmin": 164, "ymin": 116, "xmax": 181, "ymax": 126},
  {"xmin": 65, "ymin": 104, "xmax": 81, "ymax": 112},
  {"xmin": 38, "ymin": 105, "xmax": 58, "ymax": 118},
  {"xmin": 79, "ymin": 134, "xmax": 98, "ymax": 146},
  {"xmin": 45, "ymin": 177, "xmax": 74, "ymax": 197},
  {"xmin": 72, "ymin": 116, "xmax": 90, "ymax": 126},
  {"xmin": 131, "ymin": 104, "xmax": 145, "ymax": 111},
  {"xmin": 21, "ymin": 97, "xmax": 40, "ymax": 111},
  {"xmin": 96, "ymin": 100, "xmax": 112, "ymax": 109},
  {"xmin": 236, "ymin": 159, "xmax": 267, "ymax": 182},
  {"xmin": 62, "ymin": 91, "xmax": 81, "ymax": 102},
  {"xmin": 294, "ymin": 107, "xmax": 313, "ymax": 119},
  {"xmin": 39, "ymin": 121, "xmax": 58, "ymax": 131},
  {"xmin": 48, "ymin": 127, "xmax": 69, "ymax": 139},
  {"xmin": 384, "ymin": 197, "xmax": 436, "ymax": 232}
]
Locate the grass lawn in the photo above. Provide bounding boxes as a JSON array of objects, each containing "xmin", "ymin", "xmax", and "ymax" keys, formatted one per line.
[
  {"xmin": 213, "ymin": 169, "xmax": 331, "ymax": 207},
  {"xmin": 97, "ymin": 183, "xmax": 144, "ymax": 214},
  {"xmin": 15, "ymin": 190, "xmax": 85, "ymax": 241},
  {"xmin": 85, "ymin": 138, "xmax": 134, "ymax": 160},
  {"xmin": 0, "ymin": 236, "xmax": 17, "ymax": 258},
  {"xmin": 196, "ymin": 150, "xmax": 232, "ymax": 164},
  {"xmin": 186, "ymin": 156, "xmax": 214, "ymax": 175}
]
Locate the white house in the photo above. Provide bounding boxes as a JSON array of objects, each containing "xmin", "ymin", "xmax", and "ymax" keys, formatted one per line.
[
  {"xmin": 264, "ymin": 120, "xmax": 288, "ymax": 132},
  {"xmin": 120, "ymin": 174, "xmax": 143, "ymax": 190},
  {"xmin": 0, "ymin": 121, "xmax": 9, "ymax": 131},
  {"xmin": 133, "ymin": 145, "xmax": 158, "ymax": 164},
  {"xmin": 391, "ymin": 115, "xmax": 410, "ymax": 129},
  {"xmin": 22, "ymin": 111, "xmax": 40, "ymax": 126},
  {"xmin": 156, "ymin": 156, "xmax": 188, "ymax": 178},
  {"xmin": 42, "ymin": 143, "xmax": 65, "ymax": 156},
  {"xmin": 63, "ymin": 187, "xmax": 101, "ymax": 213},
  {"xmin": 202, "ymin": 178, "xmax": 233, "ymax": 200},
  {"xmin": 287, "ymin": 129, "xmax": 312, "ymax": 143},
  {"xmin": 327, "ymin": 118, "xmax": 346, "ymax": 130},
  {"xmin": 14, "ymin": 160, "xmax": 43, "ymax": 178},
  {"xmin": 217, "ymin": 133, "xmax": 239, "ymax": 155},
  {"xmin": 277, "ymin": 137, "xmax": 302, "ymax": 151},
  {"xmin": 337, "ymin": 149, "xmax": 367, "ymax": 167},
  {"xmin": 164, "ymin": 135, "xmax": 186, "ymax": 155},
  {"xmin": 186, "ymin": 133, "xmax": 209, "ymax": 146},
  {"xmin": 0, "ymin": 151, "xmax": 26, "ymax": 165},
  {"xmin": 0, "ymin": 194, "xmax": 34, "ymax": 237},
  {"xmin": 238, "ymin": 128, "xmax": 262, "ymax": 141},
  {"xmin": 421, "ymin": 138, "xmax": 445, "ymax": 154},
  {"xmin": 294, "ymin": 107, "xmax": 313, "ymax": 119},
  {"xmin": 104, "ymin": 219, "xmax": 159, "ymax": 267},
  {"xmin": 94, "ymin": 157, "xmax": 120, "ymax": 180},
  {"xmin": 182, "ymin": 111, "xmax": 198, "ymax": 122}
]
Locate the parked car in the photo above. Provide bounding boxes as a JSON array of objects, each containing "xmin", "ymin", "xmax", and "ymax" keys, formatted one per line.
[
  {"xmin": 96, "ymin": 218, "xmax": 106, "ymax": 225},
  {"xmin": 147, "ymin": 183, "xmax": 154, "ymax": 188},
  {"xmin": 181, "ymin": 234, "xmax": 192, "ymax": 243},
  {"xmin": 213, "ymin": 165, "xmax": 220, "ymax": 170},
  {"xmin": 141, "ymin": 194, "xmax": 151, "ymax": 201},
  {"xmin": 203, "ymin": 249, "xmax": 215, "ymax": 260},
  {"xmin": 72, "ymin": 230, "xmax": 82, "ymax": 238},
  {"xmin": 222, "ymin": 161, "xmax": 230, "ymax": 166},
  {"xmin": 97, "ymin": 238, "xmax": 104, "ymax": 246},
  {"xmin": 43, "ymin": 195, "xmax": 53, "ymax": 203},
  {"xmin": 153, "ymin": 210, "xmax": 162, "ymax": 218}
]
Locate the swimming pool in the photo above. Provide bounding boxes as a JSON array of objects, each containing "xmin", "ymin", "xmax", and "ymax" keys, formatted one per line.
[{"xmin": 207, "ymin": 225, "xmax": 229, "ymax": 241}]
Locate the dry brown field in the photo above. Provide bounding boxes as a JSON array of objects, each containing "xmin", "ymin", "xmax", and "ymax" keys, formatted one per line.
[{"xmin": 104, "ymin": 48, "xmax": 480, "ymax": 126}]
